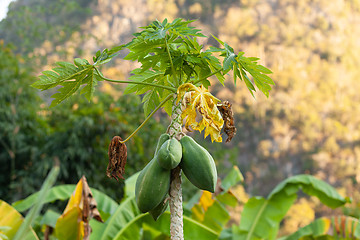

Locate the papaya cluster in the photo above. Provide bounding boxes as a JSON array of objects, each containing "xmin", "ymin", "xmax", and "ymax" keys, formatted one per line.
[{"xmin": 135, "ymin": 133, "xmax": 217, "ymax": 220}]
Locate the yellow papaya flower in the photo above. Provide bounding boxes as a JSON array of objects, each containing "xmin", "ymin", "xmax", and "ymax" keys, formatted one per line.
[{"xmin": 177, "ymin": 83, "xmax": 224, "ymax": 142}]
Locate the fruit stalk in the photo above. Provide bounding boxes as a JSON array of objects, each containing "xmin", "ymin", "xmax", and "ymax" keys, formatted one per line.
[{"xmin": 167, "ymin": 95, "xmax": 184, "ymax": 240}]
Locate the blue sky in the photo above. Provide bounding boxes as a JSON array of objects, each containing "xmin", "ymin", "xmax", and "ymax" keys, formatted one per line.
[{"xmin": 0, "ymin": 0, "xmax": 15, "ymax": 20}]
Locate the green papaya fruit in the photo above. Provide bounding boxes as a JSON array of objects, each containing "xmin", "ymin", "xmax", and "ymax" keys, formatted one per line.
[
  {"xmin": 180, "ymin": 136, "xmax": 217, "ymax": 193},
  {"xmin": 157, "ymin": 138, "xmax": 182, "ymax": 170},
  {"xmin": 155, "ymin": 133, "xmax": 170, "ymax": 155},
  {"xmin": 149, "ymin": 195, "xmax": 169, "ymax": 221},
  {"xmin": 135, "ymin": 157, "xmax": 170, "ymax": 213}
]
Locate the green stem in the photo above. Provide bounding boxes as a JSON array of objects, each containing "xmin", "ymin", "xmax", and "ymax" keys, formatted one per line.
[
  {"xmin": 164, "ymin": 37, "xmax": 178, "ymax": 86},
  {"xmin": 94, "ymin": 67, "xmax": 177, "ymax": 93},
  {"xmin": 120, "ymin": 94, "xmax": 173, "ymax": 143},
  {"xmin": 192, "ymin": 68, "xmax": 223, "ymax": 85}
]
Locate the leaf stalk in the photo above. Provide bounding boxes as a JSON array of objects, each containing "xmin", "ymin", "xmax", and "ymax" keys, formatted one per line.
[
  {"xmin": 94, "ymin": 67, "xmax": 177, "ymax": 92},
  {"xmin": 120, "ymin": 94, "xmax": 173, "ymax": 144},
  {"xmin": 192, "ymin": 68, "xmax": 223, "ymax": 85}
]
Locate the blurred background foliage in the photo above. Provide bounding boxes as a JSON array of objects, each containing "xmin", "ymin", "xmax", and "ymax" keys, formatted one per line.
[
  {"xmin": 1, "ymin": 0, "xmax": 360, "ymax": 234},
  {"xmin": 0, "ymin": 42, "xmax": 166, "ymax": 203}
]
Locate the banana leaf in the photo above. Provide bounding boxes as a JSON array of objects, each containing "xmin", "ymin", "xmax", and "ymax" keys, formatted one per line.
[
  {"xmin": 113, "ymin": 211, "xmax": 217, "ymax": 240},
  {"xmin": 12, "ymin": 185, "xmax": 118, "ymax": 217},
  {"xmin": 234, "ymin": 174, "xmax": 350, "ymax": 240},
  {"xmin": 283, "ymin": 216, "xmax": 360, "ymax": 240},
  {"xmin": 99, "ymin": 196, "xmax": 140, "ymax": 240},
  {"xmin": 0, "ymin": 200, "xmax": 39, "ymax": 240}
]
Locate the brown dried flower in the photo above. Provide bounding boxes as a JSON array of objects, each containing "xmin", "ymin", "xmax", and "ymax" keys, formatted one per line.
[
  {"xmin": 107, "ymin": 136, "xmax": 127, "ymax": 180},
  {"xmin": 217, "ymin": 101, "xmax": 237, "ymax": 142}
]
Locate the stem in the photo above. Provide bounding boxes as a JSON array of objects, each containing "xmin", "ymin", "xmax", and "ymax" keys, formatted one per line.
[
  {"xmin": 167, "ymin": 96, "xmax": 184, "ymax": 240},
  {"xmin": 164, "ymin": 37, "xmax": 178, "ymax": 87},
  {"xmin": 169, "ymin": 166, "xmax": 183, "ymax": 239},
  {"xmin": 120, "ymin": 94, "xmax": 173, "ymax": 144},
  {"xmin": 94, "ymin": 67, "xmax": 177, "ymax": 92},
  {"xmin": 192, "ymin": 68, "xmax": 223, "ymax": 86}
]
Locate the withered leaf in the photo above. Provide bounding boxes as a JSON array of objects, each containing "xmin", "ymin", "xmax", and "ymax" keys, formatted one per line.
[
  {"xmin": 82, "ymin": 176, "xmax": 103, "ymax": 239},
  {"xmin": 107, "ymin": 136, "xmax": 127, "ymax": 180},
  {"xmin": 82, "ymin": 176, "xmax": 103, "ymax": 223},
  {"xmin": 217, "ymin": 101, "xmax": 236, "ymax": 142},
  {"xmin": 177, "ymin": 83, "xmax": 224, "ymax": 142},
  {"xmin": 55, "ymin": 176, "xmax": 103, "ymax": 240}
]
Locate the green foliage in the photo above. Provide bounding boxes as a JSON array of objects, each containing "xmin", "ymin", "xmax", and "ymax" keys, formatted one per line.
[
  {"xmin": 38, "ymin": 92, "xmax": 165, "ymax": 201},
  {"xmin": 221, "ymin": 166, "xmax": 244, "ymax": 192},
  {"xmin": 112, "ymin": 212, "xmax": 218, "ymax": 240},
  {"xmin": 32, "ymin": 59, "xmax": 101, "ymax": 106},
  {"xmin": 12, "ymin": 184, "xmax": 118, "ymax": 218},
  {"xmin": 32, "ymin": 18, "xmax": 273, "ymax": 117},
  {"xmin": 0, "ymin": 200, "xmax": 39, "ymax": 240},
  {"xmin": 13, "ymin": 165, "xmax": 59, "ymax": 240},
  {"xmin": 232, "ymin": 175, "xmax": 350, "ymax": 240},
  {"xmin": 0, "ymin": 44, "xmax": 166, "ymax": 204},
  {"xmin": 210, "ymin": 36, "xmax": 274, "ymax": 97},
  {"xmin": 282, "ymin": 216, "xmax": 360, "ymax": 240},
  {"xmin": 0, "ymin": 0, "xmax": 94, "ymax": 55},
  {"xmin": 123, "ymin": 18, "xmax": 273, "ymax": 115},
  {"xmin": 0, "ymin": 43, "xmax": 46, "ymax": 202},
  {"xmin": 31, "ymin": 48, "xmax": 122, "ymax": 107},
  {"xmin": 98, "ymin": 168, "xmax": 220, "ymax": 240},
  {"xmin": 4, "ymin": 169, "xmax": 351, "ymax": 240},
  {"xmin": 97, "ymin": 197, "xmax": 140, "ymax": 240}
]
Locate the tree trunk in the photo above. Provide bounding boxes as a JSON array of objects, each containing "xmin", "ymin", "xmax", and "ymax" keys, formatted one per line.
[{"xmin": 167, "ymin": 96, "xmax": 184, "ymax": 240}]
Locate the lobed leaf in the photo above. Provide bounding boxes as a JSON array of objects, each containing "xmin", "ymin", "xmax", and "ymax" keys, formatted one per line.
[{"xmin": 32, "ymin": 59, "xmax": 101, "ymax": 107}]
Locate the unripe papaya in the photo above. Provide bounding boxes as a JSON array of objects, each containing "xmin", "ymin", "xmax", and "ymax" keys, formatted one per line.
[
  {"xmin": 180, "ymin": 136, "xmax": 217, "ymax": 193},
  {"xmin": 135, "ymin": 157, "xmax": 170, "ymax": 213},
  {"xmin": 149, "ymin": 195, "xmax": 168, "ymax": 221},
  {"xmin": 155, "ymin": 133, "xmax": 170, "ymax": 155},
  {"xmin": 157, "ymin": 138, "xmax": 182, "ymax": 170}
]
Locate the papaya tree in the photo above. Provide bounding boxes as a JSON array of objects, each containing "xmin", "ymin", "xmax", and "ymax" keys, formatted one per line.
[{"xmin": 32, "ymin": 18, "xmax": 274, "ymax": 239}]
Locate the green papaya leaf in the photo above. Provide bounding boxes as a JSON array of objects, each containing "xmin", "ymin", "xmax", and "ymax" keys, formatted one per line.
[
  {"xmin": 32, "ymin": 60, "xmax": 100, "ymax": 106},
  {"xmin": 113, "ymin": 212, "xmax": 217, "ymax": 240},
  {"xmin": 0, "ymin": 200, "xmax": 39, "ymax": 240},
  {"xmin": 283, "ymin": 216, "xmax": 360, "ymax": 240},
  {"xmin": 235, "ymin": 174, "xmax": 349, "ymax": 240},
  {"xmin": 12, "ymin": 185, "xmax": 118, "ymax": 217}
]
